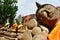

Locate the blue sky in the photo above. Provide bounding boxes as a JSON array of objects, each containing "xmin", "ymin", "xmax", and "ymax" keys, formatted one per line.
[{"xmin": 16, "ymin": 0, "xmax": 60, "ymax": 17}]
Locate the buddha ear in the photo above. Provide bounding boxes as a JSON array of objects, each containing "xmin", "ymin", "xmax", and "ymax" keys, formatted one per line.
[{"xmin": 36, "ymin": 2, "xmax": 41, "ymax": 9}]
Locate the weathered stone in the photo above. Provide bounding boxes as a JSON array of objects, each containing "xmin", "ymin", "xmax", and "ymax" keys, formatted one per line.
[
  {"xmin": 32, "ymin": 35, "xmax": 42, "ymax": 40},
  {"xmin": 17, "ymin": 33, "xmax": 23, "ymax": 40},
  {"xmin": 32, "ymin": 34, "xmax": 47, "ymax": 40},
  {"xmin": 40, "ymin": 25, "xmax": 49, "ymax": 34},
  {"xmin": 26, "ymin": 19, "xmax": 37, "ymax": 29},
  {"xmin": 0, "ymin": 37, "xmax": 8, "ymax": 40},
  {"xmin": 32, "ymin": 26, "xmax": 49, "ymax": 40},
  {"xmin": 32, "ymin": 27, "xmax": 41, "ymax": 35},
  {"xmin": 21, "ymin": 30, "xmax": 32, "ymax": 40}
]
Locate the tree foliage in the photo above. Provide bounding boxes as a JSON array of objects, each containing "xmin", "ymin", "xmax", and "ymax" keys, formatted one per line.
[
  {"xmin": 0, "ymin": 0, "xmax": 18, "ymax": 26},
  {"xmin": 15, "ymin": 15, "xmax": 23, "ymax": 25}
]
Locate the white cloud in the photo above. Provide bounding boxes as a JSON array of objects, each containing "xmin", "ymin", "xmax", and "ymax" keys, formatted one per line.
[
  {"xmin": 16, "ymin": 0, "xmax": 27, "ymax": 11},
  {"xmin": 18, "ymin": 0, "xmax": 27, "ymax": 5},
  {"xmin": 53, "ymin": 0, "xmax": 60, "ymax": 2},
  {"xmin": 16, "ymin": 0, "xmax": 27, "ymax": 7},
  {"xmin": 16, "ymin": 0, "xmax": 27, "ymax": 16}
]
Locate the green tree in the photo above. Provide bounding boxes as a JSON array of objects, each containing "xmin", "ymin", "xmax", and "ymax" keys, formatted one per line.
[
  {"xmin": 0, "ymin": 0, "xmax": 18, "ymax": 27},
  {"xmin": 15, "ymin": 15, "xmax": 23, "ymax": 25}
]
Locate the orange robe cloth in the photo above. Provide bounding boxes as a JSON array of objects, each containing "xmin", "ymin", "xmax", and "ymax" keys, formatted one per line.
[
  {"xmin": 12, "ymin": 22, "xmax": 18, "ymax": 29},
  {"xmin": 48, "ymin": 21, "xmax": 60, "ymax": 40}
]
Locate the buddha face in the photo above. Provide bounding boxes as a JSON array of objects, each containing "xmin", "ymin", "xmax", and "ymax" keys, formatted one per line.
[
  {"xmin": 36, "ymin": 2, "xmax": 60, "ymax": 32},
  {"xmin": 36, "ymin": 2, "xmax": 60, "ymax": 20}
]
